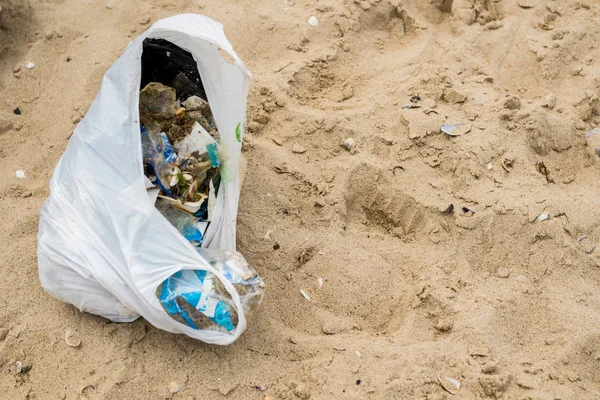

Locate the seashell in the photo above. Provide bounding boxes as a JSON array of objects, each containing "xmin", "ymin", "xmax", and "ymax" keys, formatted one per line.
[
  {"xmin": 65, "ymin": 328, "xmax": 82, "ymax": 347},
  {"xmin": 158, "ymin": 195, "xmax": 205, "ymax": 214},
  {"xmin": 441, "ymin": 123, "xmax": 471, "ymax": 137},
  {"xmin": 300, "ymin": 289, "xmax": 311, "ymax": 302},
  {"xmin": 169, "ymin": 174, "xmax": 179, "ymax": 187},
  {"xmin": 438, "ymin": 374, "xmax": 460, "ymax": 395},
  {"xmin": 182, "ymin": 172, "xmax": 193, "ymax": 182},
  {"xmin": 14, "ymin": 361, "xmax": 22, "ymax": 374},
  {"xmin": 80, "ymin": 384, "xmax": 96, "ymax": 400},
  {"xmin": 169, "ymin": 382, "xmax": 182, "ymax": 393}
]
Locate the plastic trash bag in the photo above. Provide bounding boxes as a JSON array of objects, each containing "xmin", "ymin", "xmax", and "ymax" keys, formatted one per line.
[{"xmin": 37, "ymin": 14, "xmax": 256, "ymax": 345}]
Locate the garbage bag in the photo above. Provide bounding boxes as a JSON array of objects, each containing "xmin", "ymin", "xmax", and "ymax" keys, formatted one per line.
[{"xmin": 37, "ymin": 14, "xmax": 254, "ymax": 345}]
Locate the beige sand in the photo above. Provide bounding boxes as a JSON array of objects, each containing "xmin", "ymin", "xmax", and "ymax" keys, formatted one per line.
[{"xmin": 2, "ymin": 0, "xmax": 600, "ymax": 398}]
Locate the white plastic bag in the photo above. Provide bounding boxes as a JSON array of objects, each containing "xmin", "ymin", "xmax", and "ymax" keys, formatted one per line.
[{"xmin": 37, "ymin": 14, "xmax": 254, "ymax": 345}]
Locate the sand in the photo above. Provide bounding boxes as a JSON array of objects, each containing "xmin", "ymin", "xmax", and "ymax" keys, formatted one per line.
[{"xmin": 2, "ymin": 0, "xmax": 600, "ymax": 398}]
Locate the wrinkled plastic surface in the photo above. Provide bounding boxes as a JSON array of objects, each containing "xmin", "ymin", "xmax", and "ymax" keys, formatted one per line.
[
  {"xmin": 157, "ymin": 249, "xmax": 264, "ymax": 332},
  {"xmin": 37, "ymin": 14, "xmax": 252, "ymax": 345}
]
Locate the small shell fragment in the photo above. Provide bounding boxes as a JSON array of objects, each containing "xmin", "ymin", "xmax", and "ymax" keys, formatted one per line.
[
  {"xmin": 264, "ymin": 230, "xmax": 273, "ymax": 240},
  {"xmin": 14, "ymin": 361, "xmax": 22, "ymax": 374},
  {"xmin": 438, "ymin": 374, "xmax": 461, "ymax": 395},
  {"xmin": 578, "ymin": 236, "xmax": 596, "ymax": 254},
  {"xmin": 26, "ymin": 62, "xmax": 35, "ymax": 70},
  {"xmin": 487, "ymin": 163, "xmax": 493, "ymax": 170},
  {"xmin": 318, "ymin": 277, "xmax": 323, "ymax": 289},
  {"xmin": 16, "ymin": 170, "xmax": 25, "ymax": 178},
  {"xmin": 537, "ymin": 212, "xmax": 549, "ymax": 222},
  {"xmin": 308, "ymin": 16, "xmax": 319, "ymax": 27},
  {"xmin": 300, "ymin": 289, "xmax": 311, "ymax": 302},
  {"xmin": 501, "ymin": 158, "xmax": 513, "ymax": 172},
  {"xmin": 441, "ymin": 123, "xmax": 471, "ymax": 137},
  {"xmin": 169, "ymin": 175, "xmax": 179, "ymax": 187},
  {"xmin": 80, "ymin": 385, "xmax": 96, "ymax": 400},
  {"xmin": 65, "ymin": 328, "xmax": 82, "ymax": 347},
  {"xmin": 169, "ymin": 382, "xmax": 182, "ymax": 393}
]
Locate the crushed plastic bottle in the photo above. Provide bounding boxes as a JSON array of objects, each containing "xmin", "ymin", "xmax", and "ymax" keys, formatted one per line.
[
  {"xmin": 155, "ymin": 198, "xmax": 204, "ymax": 244},
  {"xmin": 156, "ymin": 249, "xmax": 265, "ymax": 332}
]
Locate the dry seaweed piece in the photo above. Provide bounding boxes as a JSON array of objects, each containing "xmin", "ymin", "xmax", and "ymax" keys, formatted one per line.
[{"xmin": 536, "ymin": 160, "xmax": 551, "ymax": 183}]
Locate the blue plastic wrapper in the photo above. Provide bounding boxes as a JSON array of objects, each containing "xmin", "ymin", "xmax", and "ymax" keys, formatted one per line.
[{"xmin": 156, "ymin": 249, "xmax": 265, "ymax": 332}]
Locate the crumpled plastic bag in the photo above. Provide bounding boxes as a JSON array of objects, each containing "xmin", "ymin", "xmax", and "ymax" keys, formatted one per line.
[{"xmin": 37, "ymin": 14, "xmax": 254, "ymax": 345}]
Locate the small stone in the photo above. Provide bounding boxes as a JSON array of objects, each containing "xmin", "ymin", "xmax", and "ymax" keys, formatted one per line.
[
  {"xmin": 45, "ymin": 31, "xmax": 53, "ymax": 40},
  {"xmin": 182, "ymin": 95, "xmax": 211, "ymax": 114},
  {"xmin": 469, "ymin": 346, "xmax": 490, "ymax": 357},
  {"xmin": 443, "ymin": 89, "xmax": 467, "ymax": 104},
  {"xmin": 435, "ymin": 319, "xmax": 454, "ymax": 332},
  {"xmin": 72, "ymin": 115, "xmax": 82, "ymax": 124},
  {"xmin": 13, "ymin": 64, "xmax": 21, "ymax": 73},
  {"xmin": 545, "ymin": 93, "xmax": 556, "ymax": 109},
  {"xmin": 308, "ymin": 16, "xmax": 319, "ymax": 27},
  {"xmin": 479, "ymin": 375, "xmax": 512, "ymax": 397},
  {"xmin": 486, "ymin": 21, "xmax": 504, "ymax": 30},
  {"xmin": 0, "ymin": 328, "xmax": 8, "ymax": 341},
  {"xmin": 22, "ymin": 191, "xmax": 33, "ymax": 198},
  {"xmin": 106, "ymin": 3, "xmax": 115, "ymax": 9},
  {"xmin": 482, "ymin": 361, "xmax": 498, "ymax": 374},
  {"xmin": 359, "ymin": 1, "xmax": 371, "ymax": 10},
  {"xmin": 292, "ymin": 143, "xmax": 307, "ymax": 154},
  {"xmin": 496, "ymin": 268, "xmax": 510, "ymax": 278},
  {"xmin": 504, "ymin": 96, "xmax": 521, "ymax": 110},
  {"xmin": 272, "ymin": 137, "xmax": 284, "ymax": 146},
  {"xmin": 322, "ymin": 325, "xmax": 337, "ymax": 335},
  {"xmin": 294, "ymin": 383, "xmax": 311, "ymax": 399},
  {"xmin": 139, "ymin": 15, "xmax": 151, "ymax": 25},
  {"xmin": 484, "ymin": 76, "xmax": 494, "ymax": 83},
  {"xmin": 518, "ymin": 0, "xmax": 535, "ymax": 8},
  {"xmin": 343, "ymin": 138, "xmax": 355, "ymax": 152},
  {"xmin": 516, "ymin": 376, "xmax": 537, "ymax": 390}
]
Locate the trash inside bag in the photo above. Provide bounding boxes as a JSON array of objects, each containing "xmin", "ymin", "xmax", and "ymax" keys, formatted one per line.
[
  {"xmin": 37, "ymin": 14, "xmax": 263, "ymax": 345},
  {"xmin": 157, "ymin": 249, "xmax": 264, "ymax": 332}
]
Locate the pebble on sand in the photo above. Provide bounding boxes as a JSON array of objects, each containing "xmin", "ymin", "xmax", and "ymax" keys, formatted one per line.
[{"xmin": 292, "ymin": 143, "xmax": 307, "ymax": 154}]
